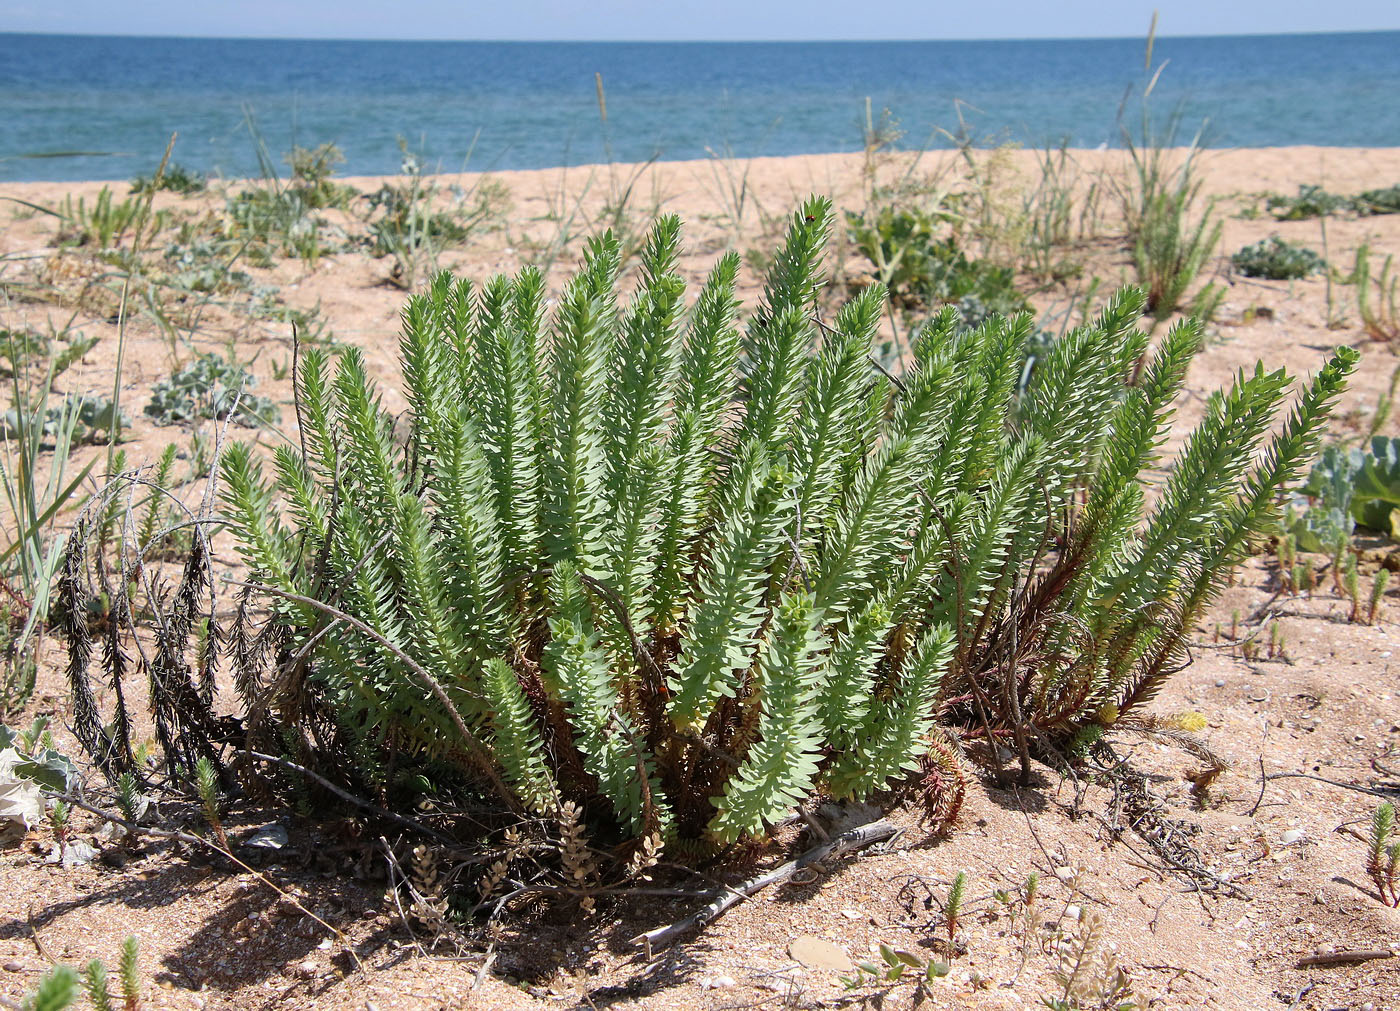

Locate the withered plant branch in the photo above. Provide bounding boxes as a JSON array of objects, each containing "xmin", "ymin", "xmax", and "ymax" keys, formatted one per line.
[
  {"xmin": 225, "ymin": 579, "xmax": 520, "ymax": 815},
  {"xmin": 246, "ymin": 751, "xmax": 457, "ymax": 845},
  {"xmin": 631, "ymin": 817, "xmax": 898, "ymax": 956}
]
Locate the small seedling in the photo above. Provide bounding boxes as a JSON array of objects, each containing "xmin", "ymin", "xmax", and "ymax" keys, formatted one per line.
[
  {"xmin": 1297, "ymin": 557, "xmax": 1315, "ymax": 596},
  {"xmin": 118, "ymin": 936, "xmax": 140, "ymax": 1010},
  {"xmin": 1277, "ymin": 535, "xmax": 1296, "ymax": 593},
  {"xmin": 114, "ymin": 772, "xmax": 144, "ymax": 841},
  {"xmin": 49, "ymin": 800, "xmax": 71, "ymax": 863},
  {"xmin": 1369, "ymin": 569, "xmax": 1390, "ymax": 624},
  {"xmin": 1366, "ymin": 802, "xmax": 1399, "ymax": 906},
  {"xmin": 1344, "ymin": 553, "xmax": 1361, "ymax": 622},
  {"xmin": 944, "ymin": 870, "xmax": 967, "ymax": 944},
  {"xmin": 841, "ymin": 943, "xmax": 951, "ymax": 993},
  {"xmin": 194, "ymin": 757, "xmax": 228, "ymax": 850},
  {"xmin": 80, "ymin": 935, "xmax": 141, "ymax": 1011},
  {"xmin": 84, "ymin": 958, "xmax": 111, "ymax": 1011}
]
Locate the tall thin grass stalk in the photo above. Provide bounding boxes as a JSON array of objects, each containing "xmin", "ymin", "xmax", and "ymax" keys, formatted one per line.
[
  {"xmin": 1116, "ymin": 23, "xmax": 1221, "ymax": 328},
  {"xmin": 109, "ymin": 134, "xmax": 174, "ymax": 470}
]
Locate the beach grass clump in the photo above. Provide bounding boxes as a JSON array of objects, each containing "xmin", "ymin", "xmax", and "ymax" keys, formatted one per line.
[
  {"xmin": 61, "ymin": 203, "xmax": 1352, "ymax": 883},
  {"xmin": 845, "ymin": 205, "xmax": 1032, "ymax": 322},
  {"xmin": 1231, "ymin": 237, "xmax": 1325, "ymax": 280},
  {"xmin": 1124, "ymin": 159, "xmax": 1222, "ymax": 324},
  {"xmin": 54, "ymin": 188, "xmax": 147, "ymax": 251},
  {"xmin": 362, "ymin": 142, "xmax": 511, "ymax": 289},
  {"xmin": 221, "ymin": 140, "xmax": 356, "ymax": 265}
]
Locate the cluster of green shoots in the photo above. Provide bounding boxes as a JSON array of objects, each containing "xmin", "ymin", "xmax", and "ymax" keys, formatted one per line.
[
  {"xmin": 1369, "ymin": 802, "xmax": 1400, "ymax": 907},
  {"xmin": 1275, "ymin": 532, "xmax": 1387, "ymax": 625}
]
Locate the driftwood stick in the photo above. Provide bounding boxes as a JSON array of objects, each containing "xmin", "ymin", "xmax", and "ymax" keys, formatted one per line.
[
  {"xmin": 1295, "ymin": 949, "xmax": 1396, "ymax": 968},
  {"xmin": 632, "ymin": 818, "xmax": 898, "ymax": 955}
]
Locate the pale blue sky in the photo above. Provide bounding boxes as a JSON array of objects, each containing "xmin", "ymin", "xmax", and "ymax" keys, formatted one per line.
[{"xmin": 3, "ymin": 0, "xmax": 1398, "ymax": 40}]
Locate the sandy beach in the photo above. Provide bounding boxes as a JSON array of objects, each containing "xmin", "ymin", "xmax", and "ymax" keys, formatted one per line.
[{"xmin": 3, "ymin": 144, "xmax": 1400, "ymax": 1010}]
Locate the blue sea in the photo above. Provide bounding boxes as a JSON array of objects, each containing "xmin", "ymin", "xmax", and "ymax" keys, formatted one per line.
[{"xmin": 1, "ymin": 32, "xmax": 1398, "ymax": 183}]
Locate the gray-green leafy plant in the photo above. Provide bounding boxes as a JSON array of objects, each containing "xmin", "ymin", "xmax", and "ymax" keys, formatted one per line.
[
  {"xmin": 145, "ymin": 352, "xmax": 279, "ymax": 428},
  {"xmin": 0, "ymin": 396, "xmax": 127, "ymax": 447},
  {"xmin": 1231, "ymin": 237, "xmax": 1324, "ymax": 280},
  {"xmin": 1296, "ymin": 437, "xmax": 1400, "ymax": 541}
]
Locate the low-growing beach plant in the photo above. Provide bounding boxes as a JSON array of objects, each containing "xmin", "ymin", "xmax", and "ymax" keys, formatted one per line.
[
  {"xmin": 1, "ymin": 327, "xmax": 98, "ymax": 384},
  {"xmin": 844, "ymin": 202, "xmax": 1041, "ymax": 360},
  {"xmin": 1356, "ymin": 183, "xmax": 1400, "ymax": 216},
  {"xmin": 222, "ymin": 130, "xmax": 353, "ymax": 265},
  {"xmin": 1265, "ymin": 184, "xmax": 1351, "ymax": 221},
  {"xmin": 1295, "ymin": 437, "xmax": 1400, "ymax": 540},
  {"xmin": 144, "ymin": 351, "xmax": 279, "ymax": 427},
  {"xmin": 62, "ymin": 203, "xmax": 1352, "ymax": 882},
  {"xmin": 1231, "ymin": 237, "xmax": 1324, "ymax": 280},
  {"xmin": 131, "ymin": 161, "xmax": 207, "ymax": 196},
  {"xmin": 285, "ymin": 142, "xmax": 357, "ymax": 210},
  {"xmin": 1258, "ymin": 183, "xmax": 1400, "ymax": 220},
  {"xmin": 841, "ymin": 943, "xmax": 951, "ymax": 994}
]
